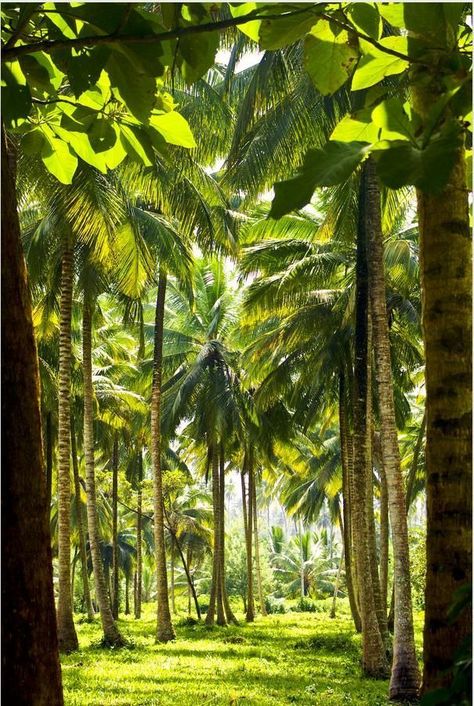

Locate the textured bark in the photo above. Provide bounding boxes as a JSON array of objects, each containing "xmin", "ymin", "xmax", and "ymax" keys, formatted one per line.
[
  {"xmin": 408, "ymin": 15, "xmax": 472, "ymax": 692},
  {"xmin": 2, "ymin": 126, "xmax": 64, "ymax": 704},
  {"xmin": 219, "ymin": 446, "xmax": 238, "ymax": 625},
  {"xmin": 245, "ymin": 453, "xmax": 255, "ymax": 622},
  {"xmin": 366, "ymin": 158, "xmax": 420, "ymax": 698},
  {"xmin": 379, "ymin": 464, "xmax": 389, "ymax": 621},
  {"xmin": 339, "ymin": 372, "xmax": 362, "ymax": 632},
  {"xmin": 70, "ymin": 417, "xmax": 94, "ymax": 620},
  {"xmin": 111, "ymin": 434, "xmax": 120, "ymax": 620},
  {"xmin": 45, "ymin": 411, "xmax": 53, "ymax": 510},
  {"xmin": 352, "ymin": 164, "xmax": 389, "ymax": 678},
  {"xmin": 252, "ymin": 477, "xmax": 267, "ymax": 616},
  {"xmin": 83, "ymin": 300, "xmax": 124, "ymax": 647},
  {"xmin": 206, "ymin": 444, "xmax": 226, "ymax": 625},
  {"xmin": 57, "ymin": 236, "xmax": 79, "ymax": 653},
  {"xmin": 151, "ymin": 271, "xmax": 175, "ymax": 642},
  {"xmin": 135, "ymin": 451, "xmax": 143, "ymax": 619}
]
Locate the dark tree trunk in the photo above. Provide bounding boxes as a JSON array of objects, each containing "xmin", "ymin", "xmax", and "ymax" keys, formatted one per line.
[
  {"xmin": 1, "ymin": 125, "xmax": 64, "ymax": 704},
  {"xmin": 351, "ymin": 163, "xmax": 389, "ymax": 678},
  {"xmin": 45, "ymin": 411, "xmax": 53, "ymax": 510},
  {"xmin": 252, "ymin": 471, "xmax": 267, "ymax": 616},
  {"xmin": 111, "ymin": 434, "xmax": 120, "ymax": 620},
  {"xmin": 71, "ymin": 417, "xmax": 94, "ymax": 620},
  {"xmin": 135, "ymin": 451, "xmax": 143, "ymax": 619},
  {"xmin": 220, "ymin": 444, "xmax": 238, "ymax": 625},
  {"xmin": 245, "ymin": 451, "xmax": 255, "ymax": 622}
]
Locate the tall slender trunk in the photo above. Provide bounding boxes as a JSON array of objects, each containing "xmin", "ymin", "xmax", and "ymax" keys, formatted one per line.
[
  {"xmin": 205, "ymin": 443, "xmax": 219, "ymax": 626},
  {"xmin": 124, "ymin": 574, "xmax": 130, "ymax": 615},
  {"xmin": 352, "ymin": 163, "xmax": 389, "ymax": 678},
  {"xmin": 252, "ymin": 477, "xmax": 267, "ymax": 616},
  {"xmin": 366, "ymin": 158, "xmax": 420, "ymax": 698},
  {"xmin": 171, "ymin": 530, "xmax": 201, "ymax": 620},
  {"xmin": 2, "ymin": 126, "xmax": 64, "ymax": 704},
  {"xmin": 298, "ymin": 519, "xmax": 305, "ymax": 598},
  {"xmin": 339, "ymin": 372, "xmax": 362, "ymax": 632},
  {"xmin": 245, "ymin": 452, "xmax": 255, "ymax": 622},
  {"xmin": 330, "ymin": 552, "xmax": 344, "ymax": 619},
  {"xmin": 407, "ymin": 13, "xmax": 472, "ymax": 691},
  {"xmin": 214, "ymin": 446, "xmax": 226, "ymax": 626},
  {"xmin": 170, "ymin": 543, "xmax": 176, "ymax": 614},
  {"xmin": 83, "ymin": 300, "xmax": 124, "ymax": 647},
  {"xmin": 57, "ymin": 235, "xmax": 79, "ymax": 653},
  {"xmin": 45, "ymin": 411, "xmax": 53, "ymax": 511},
  {"xmin": 379, "ymin": 464, "xmax": 389, "ymax": 621},
  {"xmin": 111, "ymin": 434, "xmax": 120, "ymax": 620},
  {"xmin": 135, "ymin": 451, "xmax": 143, "ymax": 619},
  {"xmin": 71, "ymin": 417, "xmax": 94, "ymax": 620},
  {"xmin": 151, "ymin": 270, "xmax": 175, "ymax": 642},
  {"xmin": 219, "ymin": 444, "xmax": 238, "ymax": 625}
]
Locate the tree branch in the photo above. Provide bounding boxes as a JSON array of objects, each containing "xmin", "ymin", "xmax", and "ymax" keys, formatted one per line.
[{"xmin": 2, "ymin": 6, "xmax": 320, "ymax": 62}]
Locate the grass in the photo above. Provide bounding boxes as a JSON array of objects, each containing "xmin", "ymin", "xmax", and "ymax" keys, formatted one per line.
[{"xmin": 62, "ymin": 600, "xmax": 424, "ymax": 706}]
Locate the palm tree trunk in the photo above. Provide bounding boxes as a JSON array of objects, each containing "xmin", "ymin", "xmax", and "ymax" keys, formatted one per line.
[
  {"xmin": 366, "ymin": 157, "xmax": 420, "ymax": 699},
  {"xmin": 171, "ymin": 531, "xmax": 201, "ymax": 620},
  {"xmin": 330, "ymin": 552, "xmax": 344, "ymax": 619},
  {"xmin": 45, "ymin": 411, "xmax": 53, "ymax": 510},
  {"xmin": 379, "ymin": 464, "xmax": 389, "ymax": 621},
  {"xmin": 170, "ymin": 543, "xmax": 176, "ymax": 614},
  {"xmin": 125, "ymin": 574, "xmax": 130, "ymax": 615},
  {"xmin": 71, "ymin": 417, "xmax": 94, "ymax": 620},
  {"xmin": 151, "ymin": 269, "xmax": 175, "ymax": 642},
  {"xmin": 111, "ymin": 434, "xmax": 120, "ymax": 620},
  {"xmin": 352, "ymin": 163, "xmax": 389, "ymax": 678},
  {"xmin": 135, "ymin": 451, "xmax": 143, "ymax": 620},
  {"xmin": 213, "ymin": 446, "xmax": 226, "ymax": 627},
  {"xmin": 206, "ymin": 444, "xmax": 219, "ymax": 626},
  {"xmin": 409, "ymin": 19, "xmax": 472, "ymax": 691},
  {"xmin": 245, "ymin": 452, "xmax": 255, "ymax": 622},
  {"xmin": 83, "ymin": 299, "xmax": 124, "ymax": 647},
  {"xmin": 57, "ymin": 235, "xmax": 79, "ymax": 653},
  {"xmin": 298, "ymin": 519, "xmax": 305, "ymax": 598},
  {"xmin": 220, "ymin": 444, "xmax": 238, "ymax": 625},
  {"xmin": 2, "ymin": 125, "xmax": 64, "ymax": 704},
  {"xmin": 339, "ymin": 372, "xmax": 362, "ymax": 632},
  {"xmin": 252, "ymin": 478, "xmax": 267, "ymax": 616}
]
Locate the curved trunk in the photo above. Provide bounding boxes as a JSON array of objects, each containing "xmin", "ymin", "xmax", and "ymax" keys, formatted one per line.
[
  {"xmin": 245, "ymin": 452, "xmax": 255, "ymax": 622},
  {"xmin": 151, "ymin": 270, "xmax": 175, "ymax": 642},
  {"xmin": 172, "ymin": 531, "xmax": 201, "ymax": 620},
  {"xmin": 83, "ymin": 300, "xmax": 124, "ymax": 647},
  {"xmin": 220, "ymin": 444, "xmax": 238, "ymax": 624},
  {"xmin": 71, "ymin": 417, "xmax": 94, "ymax": 620},
  {"xmin": 352, "ymin": 163, "xmax": 389, "ymax": 678},
  {"xmin": 135, "ymin": 451, "xmax": 143, "ymax": 619},
  {"xmin": 111, "ymin": 434, "xmax": 120, "ymax": 620},
  {"xmin": 339, "ymin": 372, "xmax": 362, "ymax": 632},
  {"xmin": 2, "ymin": 126, "xmax": 64, "ymax": 704},
  {"xmin": 252, "ymin": 477, "xmax": 267, "ymax": 616},
  {"xmin": 57, "ymin": 237, "xmax": 79, "ymax": 653},
  {"xmin": 407, "ymin": 13, "xmax": 472, "ymax": 691},
  {"xmin": 366, "ymin": 158, "xmax": 420, "ymax": 699}
]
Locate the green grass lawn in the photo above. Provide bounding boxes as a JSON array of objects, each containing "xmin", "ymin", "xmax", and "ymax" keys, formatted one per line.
[{"xmin": 62, "ymin": 601, "xmax": 424, "ymax": 706}]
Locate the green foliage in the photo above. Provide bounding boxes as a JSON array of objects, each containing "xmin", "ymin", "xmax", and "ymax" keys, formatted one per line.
[
  {"xmin": 409, "ymin": 526, "xmax": 427, "ymax": 611},
  {"xmin": 304, "ymin": 20, "xmax": 358, "ymax": 96}
]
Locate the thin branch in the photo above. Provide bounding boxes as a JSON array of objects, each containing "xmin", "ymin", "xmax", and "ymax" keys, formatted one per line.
[{"xmin": 2, "ymin": 6, "xmax": 320, "ymax": 62}]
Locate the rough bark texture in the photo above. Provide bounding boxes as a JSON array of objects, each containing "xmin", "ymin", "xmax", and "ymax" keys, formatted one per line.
[
  {"xmin": 111, "ymin": 434, "xmax": 120, "ymax": 620},
  {"xmin": 2, "ymin": 125, "xmax": 64, "ymax": 705},
  {"xmin": 83, "ymin": 300, "xmax": 124, "ymax": 647},
  {"xmin": 220, "ymin": 445, "xmax": 238, "ymax": 625},
  {"xmin": 339, "ymin": 372, "xmax": 362, "ymax": 633},
  {"xmin": 408, "ymin": 13, "xmax": 472, "ymax": 692},
  {"xmin": 71, "ymin": 417, "xmax": 94, "ymax": 620},
  {"xmin": 245, "ymin": 454, "xmax": 255, "ymax": 622},
  {"xmin": 352, "ymin": 164, "xmax": 389, "ymax": 678},
  {"xmin": 252, "ymin": 476, "xmax": 267, "ymax": 616},
  {"xmin": 135, "ymin": 451, "xmax": 143, "ymax": 620},
  {"xmin": 379, "ymin": 464, "xmax": 389, "ymax": 621},
  {"xmin": 366, "ymin": 158, "xmax": 420, "ymax": 698},
  {"xmin": 57, "ymin": 237, "xmax": 79, "ymax": 653},
  {"xmin": 151, "ymin": 271, "xmax": 175, "ymax": 642}
]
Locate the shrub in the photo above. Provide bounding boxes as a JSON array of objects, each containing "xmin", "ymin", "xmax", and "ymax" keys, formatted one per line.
[{"xmin": 264, "ymin": 596, "xmax": 286, "ymax": 614}]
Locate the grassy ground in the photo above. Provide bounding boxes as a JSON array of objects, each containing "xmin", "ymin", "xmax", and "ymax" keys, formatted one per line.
[{"xmin": 62, "ymin": 600, "xmax": 424, "ymax": 706}]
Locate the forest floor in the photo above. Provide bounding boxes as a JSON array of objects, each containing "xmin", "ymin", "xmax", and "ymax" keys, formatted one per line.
[{"xmin": 62, "ymin": 600, "xmax": 424, "ymax": 706}]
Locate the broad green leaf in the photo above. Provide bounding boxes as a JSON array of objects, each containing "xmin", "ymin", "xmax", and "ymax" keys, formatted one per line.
[
  {"xmin": 270, "ymin": 141, "xmax": 369, "ymax": 218},
  {"xmin": 107, "ymin": 51, "xmax": 157, "ymax": 122},
  {"xmin": 259, "ymin": 7, "xmax": 321, "ymax": 50},
  {"xmin": 21, "ymin": 127, "xmax": 46, "ymax": 155},
  {"xmin": 1, "ymin": 65, "xmax": 31, "ymax": 124},
  {"xmin": 41, "ymin": 135, "xmax": 78, "ymax": 184},
  {"xmin": 374, "ymin": 123, "xmax": 463, "ymax": 192},
  {"xmin": 50, "ymin": 123, "xmax": 108, "ymax": 173},
  {"xmin": 119, "ymin": 124, "xmax": 153, "ymax": 166},
  {"xmin": 179, "ymin": 29, "xmax": 219, "ymax": 85},
  {"xmin": 88, "ymin": 118, "xmax": 116, "ymax": 153},
  {"xmin": 347, "ymin": 3, "xmax": 382, "ymax": 40},
  {"xmin": 19, "ymin": 54, "xmax": 55, "ymax": 95},
  {"xmin": 103, "ymin": 126, "xmax": 128, "ymax": 170},
  {"xmin": 149, "ymin": 111, "xmax": 196, "ymax": 149},
  {"xmin": 352, "ymin": 36, "xmax": 408, "ymax": 90},
  {"xmin": 304, "ymin": 20, "xmax": 358, "ymax": 96},
  {"xmin": 330, "ymin": 110, "xmax": 380, "ymax": 142},
  {"xmin": 230, "ymin": 3, "xmax": 261, "ymax": 42},
  {"xmin": 371, "ymin": 98, "xmax": 413, "ymax": 140},
  {"xmin": 378, "ymin": 3, "xmax": 405, "ymax": 29}
]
